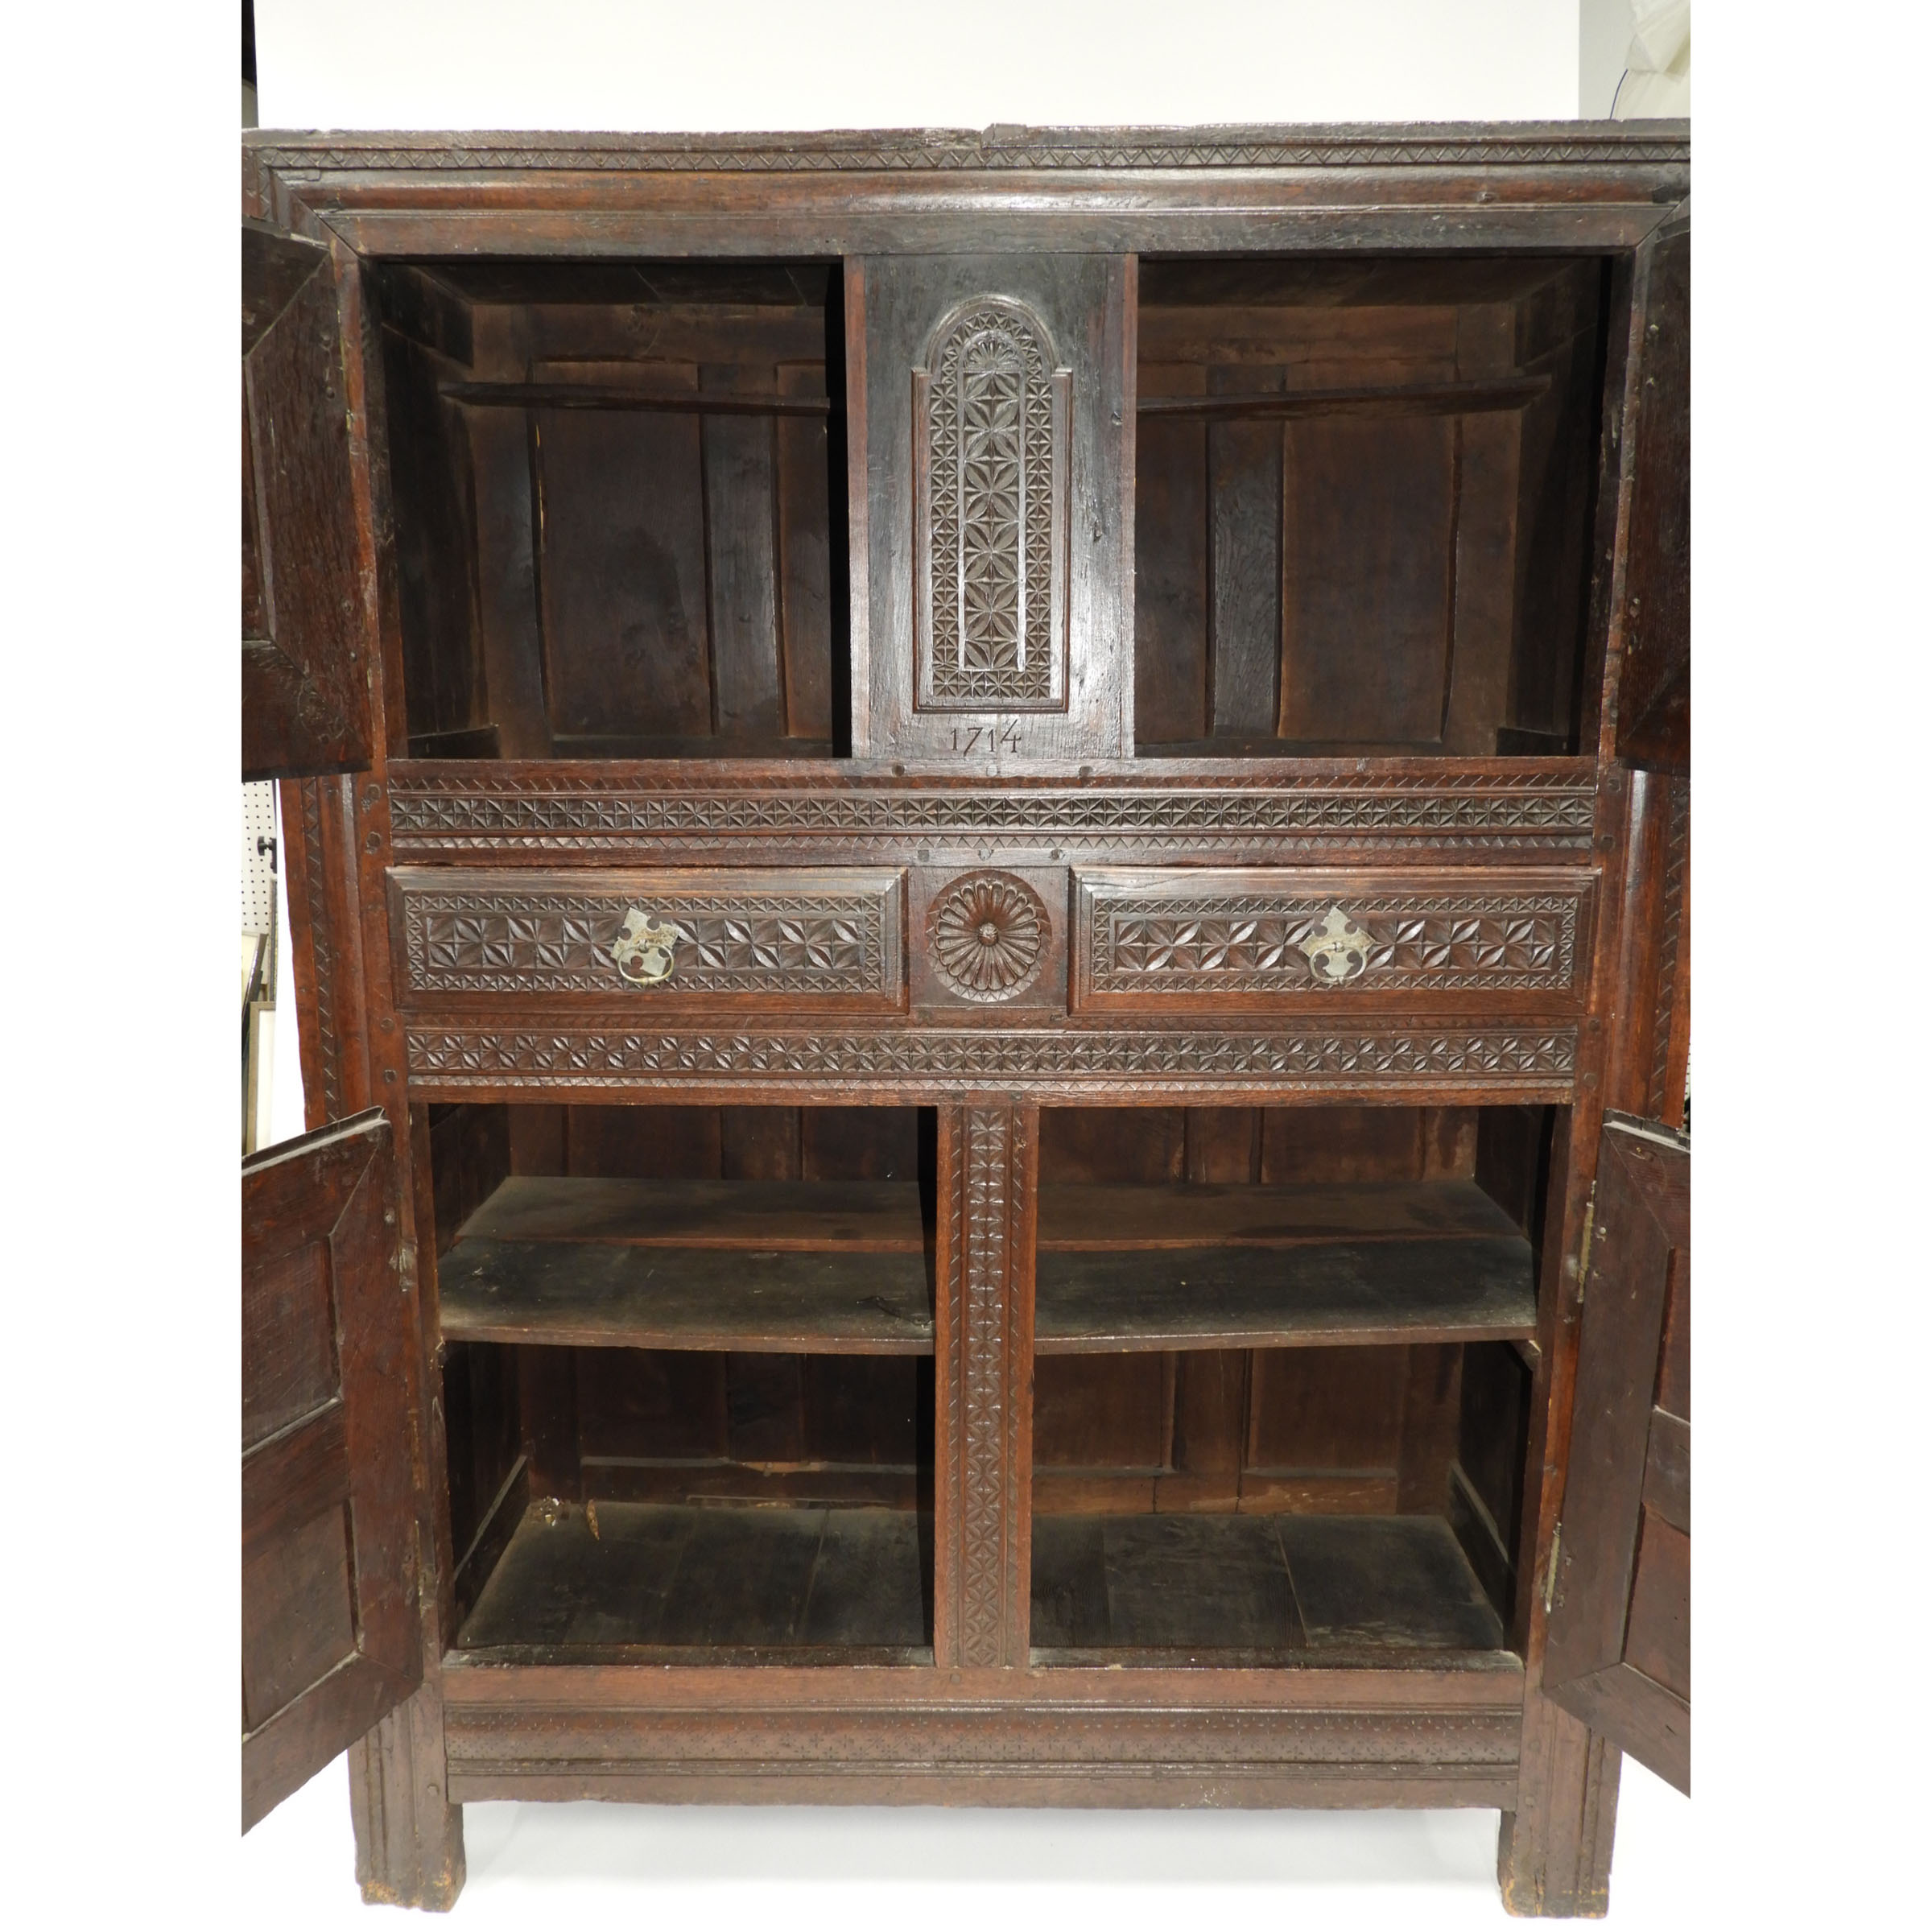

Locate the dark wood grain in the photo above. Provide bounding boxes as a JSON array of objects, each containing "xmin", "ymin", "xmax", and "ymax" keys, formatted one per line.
[
  {"xmin": 1036, "ymin": 1235, "xmax": 1534, "ymax": 1352},
  {"xmin": 1031, "ymin": 1512, "xmax": 1502, "ymax": 1656},
  {"xmin": 461, "ymin": 1174, "xmax": 922, "ymax": 1249},
  {"xmin": 242, "ymin": 1112, "xmax": 419, "ymax": 1832},
  {"xmin": 439, "ymin": 1239, "xmax": 932, "ymax": 1352},
  {"xmin": 1543, "ymin": 1115, "xmax": 1690, "ymax": 1796},
  {"xmin": 1039, "ymin": 1177, "xmax": 1521, "ymax": 1249},
  {"xmin": 457, "ymin": 1500, "xmax": 929, "ymax": 1653},
  {"xmin": 242, "ymin": 224, "xmax": 375, "ymax": 778},
  {"xmin": 247, "ymin": 122, "xmax": 1687, "ymax": 1914}
]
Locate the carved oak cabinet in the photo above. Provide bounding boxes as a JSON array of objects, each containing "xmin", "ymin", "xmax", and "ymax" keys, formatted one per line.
[{"xmin": 239, "ymin": 124, "xmax": 1690, "ymax": 1916}]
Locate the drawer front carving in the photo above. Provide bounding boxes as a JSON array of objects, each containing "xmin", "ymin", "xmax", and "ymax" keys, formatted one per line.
[
  {"xmin": 1073, "ymin": 869, "xmax": 1593, "ymax": 1014},
  {"xmin": 389, "ymin": 868, "xmax": 906, "ymax": 1011}
]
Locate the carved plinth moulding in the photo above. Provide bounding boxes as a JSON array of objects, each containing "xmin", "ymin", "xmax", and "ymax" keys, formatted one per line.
[{"xmin": 914, "ymin": 297, "xmax": 1071, "ymax": 712}]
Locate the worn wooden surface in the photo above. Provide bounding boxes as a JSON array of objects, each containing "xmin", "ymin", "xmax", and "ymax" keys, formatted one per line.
[
  {"xmin": 459, "ymin": 1500, "xmax": 930, "ymax": 1656},
  {"xmin": 1031, "ymin": 1512, "xmax": 1504, "ymax": 1656},
  {"xmin": 244, "ymin": 123, "xmax": 1687, "ymax": 1916},
  {"xmin": 440, "ymin": 1240, "xmax": 932, "ymax": 1352},
  {"xmin": 243, "ymin": 223, "xmax": 378, "ymax": 780},
  {"xmin": 1036, "ymin": 1236, "xmax": 1534, "ymax": 1352},
  {"xmin": 242, "ymin": 1112, "xmax": 419, "ymax": 1832},
  {"xmin": 1543, "ymin": 1116, "xmax": 1690, "ymax": 1794}
]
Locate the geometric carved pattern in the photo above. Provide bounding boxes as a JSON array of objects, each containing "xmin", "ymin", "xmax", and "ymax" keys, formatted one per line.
[
  {"xmin": 250, "ymin": 130, "xmax": 1690, "ymax": 180},
  {"xmin": 295, "ymin": 777, "xmax": 346, "ymax": 1120},
  {"xmin": 397, "ymin": 883, "xmax": 896, "ymax": 998},
  {"xmin": 1089, "ymin": 894, "xmax": 1582, "ymax": 996},
  {"xmin": 937, "ymin": 1105, "xmax": 1033, "ymax": 1670},
  {"xmin": 386, "ymin": 774, "xmax": 1598, "ymax": 854},
  {"xmin": 917, "ymin": 299, "xmax": 1067, "ymax": 710},
  {"xmin": 1649, "ymin": 779, "xmax": 1690, "ymax": 1119},
  {"xmin": 405, "ymin": 1026, "xmax": 1578, "ymax": 1089},
  {"xmin": 927, "ymin": 872, "xmax": 1049, "ymax": 1002}
]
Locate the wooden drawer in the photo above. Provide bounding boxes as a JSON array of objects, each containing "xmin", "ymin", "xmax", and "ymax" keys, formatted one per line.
[
  {"xmin": 389, "ymin": 868, "xmax": 906, "ymax": 1014},
  {"xmin": 1071, "ymin": 867, "xmax": 1594, "ymax": 1016}
]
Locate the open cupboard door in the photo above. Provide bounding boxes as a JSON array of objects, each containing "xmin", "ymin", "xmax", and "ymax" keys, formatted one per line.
[
  {"xmin": 242, "ymin": 221, "xmax": 376, "ymax": 779},
  {"xmin": 1543, "ymin": 1113, "xmax": 1690, "ymax": 1794},
  {"xmin": 242, "ymin": 1112, "xmax": 422, "ymax": 1831},
  {"xmin": 1609, "ymin": 207, "xmax": 1689, "ymax": 776}
]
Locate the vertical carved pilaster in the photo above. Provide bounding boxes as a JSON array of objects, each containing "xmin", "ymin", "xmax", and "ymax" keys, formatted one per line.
[
  {"xmin": 349, "ymin": 1683, "xmax": 464, "ymax": 1912},
  {"xmin": 1647, "ymin": 778, "xmax": 1690, "ymax": 1127},
  {"xmin": 278, "ymin": 773, "xmax": 373, "ymax": 1129},
  {"xmin": 934, "ymin": 1103, "xmax": 1037, "ymax": 1669},
  {"xmin": 1500, "ymin": 1701, "xmax": 1621, "ymax": 1917}
]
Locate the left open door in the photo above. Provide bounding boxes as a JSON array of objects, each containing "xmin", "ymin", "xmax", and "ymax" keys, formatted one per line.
[
  {"xmin": 243, "ymin": 221, "xmax": 376, "ymax": 779},
  {"xmin": 242, "ymin": 1112, "xmax": 421, "ymax": 1831}
]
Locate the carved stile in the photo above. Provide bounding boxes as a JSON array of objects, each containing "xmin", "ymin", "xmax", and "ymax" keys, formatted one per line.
[{"xmin": 935, "ymin": 1105, "xmax": 1036, "ymax": 1669}]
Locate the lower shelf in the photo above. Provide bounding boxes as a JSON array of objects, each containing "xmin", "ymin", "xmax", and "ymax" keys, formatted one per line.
[
  {"xmin": 457, "ymin": 1501, "xmax": 932, "ymax": 1660},
  {"xmin": 1030, "ymin": 1513, "xmax": 1507, "ymax": 1660}
]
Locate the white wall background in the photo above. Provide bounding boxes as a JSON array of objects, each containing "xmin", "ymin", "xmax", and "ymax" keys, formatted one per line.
[{"xmin": 255, "ymin": 0, "xmax": 1589, "ymax": 129}]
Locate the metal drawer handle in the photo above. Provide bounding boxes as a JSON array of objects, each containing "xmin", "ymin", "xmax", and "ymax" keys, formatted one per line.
[
  {"xmin": 611, "ymin": 909, "xmax": 683, "ymax": 986},
  {"xmin": 1300, "ymin": 906, "xmax": 1373, "ymax": 986}
]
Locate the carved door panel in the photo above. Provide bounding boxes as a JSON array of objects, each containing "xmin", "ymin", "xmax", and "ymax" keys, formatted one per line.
[
  {"xmin": 243, "ymin": 1111, "xmax": 422, "ymax": 1830},
  {"xmin": 852, "ymin": 254, "xmax": 1134, "ymax": 763},
  {"xmin": 1544, "ymin": 1113, "xmax": 1689, "ymax": 1794},
  {"xmin": 1608, "ymin": 211, "xmax": 1688, "ymax": 775},
  {"xmin": 243, "ymin": 221, "xmax": 377, "ymax": 779}
]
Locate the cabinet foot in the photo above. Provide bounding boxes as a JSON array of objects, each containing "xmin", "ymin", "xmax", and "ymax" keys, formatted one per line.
[
  {"xmin": 349, "ymin": 1684, "xmax": 464, "ymax": 1911},
  {"xmin": 1498, "ymin": 1698, "xmax": 1620, "ymax": 1917}
]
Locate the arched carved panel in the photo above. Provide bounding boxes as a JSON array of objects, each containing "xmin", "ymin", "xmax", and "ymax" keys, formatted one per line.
[{"xmin": 914, "ymin": 297, "xmax": 1071, "ymax": 712}]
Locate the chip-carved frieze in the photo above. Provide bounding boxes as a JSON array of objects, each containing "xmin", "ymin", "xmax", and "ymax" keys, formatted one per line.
[
  {"xmin": 405, "ymin": 1026, "xmax": 1577, "ymax": 1088},
  {"xmin": 399, "ymin": 887, "xmax": 893, "ymax": 997},
  {"xmin": 1088, "ymin": 892, "xmax": 1583, "ymax": 996},
  {"xmin": 387, "ymin": 777, "xmax": 1597, "ymax": 854}
]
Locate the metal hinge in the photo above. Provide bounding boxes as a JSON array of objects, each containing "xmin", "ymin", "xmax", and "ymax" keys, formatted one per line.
[
  {"xmin": 1574, "ymin": 1186, "xmax": 1598, "ymax": 1308},
  {"xmin": 1544, "ymin": 1522, "xmax": 1563, "ymax": 1616}
]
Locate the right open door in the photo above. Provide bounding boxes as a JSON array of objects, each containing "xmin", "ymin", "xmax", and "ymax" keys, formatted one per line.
[{"xmin": 1543, "ymin": 1112, "xmax": 1690, "ymax": 1793}]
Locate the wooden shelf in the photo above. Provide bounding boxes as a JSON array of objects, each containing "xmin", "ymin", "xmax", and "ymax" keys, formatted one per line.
[
  {"xmin": 458, "ymin": 1500, "xmax": 930, "ymax": 1658},
  {"xmin": 1031, "ymin": 1512, "xmax": 1508, "ymax": 1657},
  {"xmin": 1035, "ymin": 1181, "xmax": 1534, "ymax": 1352},
  {"xmin": 440, "ymin": 1178, "xmax": 932, "ymax": 1354}
]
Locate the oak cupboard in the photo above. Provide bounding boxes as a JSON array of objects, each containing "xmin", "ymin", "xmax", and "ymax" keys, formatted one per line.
[{"xmin": 241, "ymin": 122, "xmax": 1690, "ymax": 1915}]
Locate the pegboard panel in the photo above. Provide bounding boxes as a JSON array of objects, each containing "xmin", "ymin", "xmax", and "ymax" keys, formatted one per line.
[{"xmin": 242, "ymin": 782, "xmax": 278, "ymax": 938}]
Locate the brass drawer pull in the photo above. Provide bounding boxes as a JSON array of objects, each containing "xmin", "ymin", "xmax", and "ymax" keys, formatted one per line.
[
  {"xmin": 1300, "ymin": 907, "xmax": 1374, "ymax": 986},
  {"xmin": 611, "ymin": 910, "xmax": 683, "ymax": 986}
]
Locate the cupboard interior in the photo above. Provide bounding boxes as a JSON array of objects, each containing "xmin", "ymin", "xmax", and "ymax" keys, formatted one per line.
[
  {"xmin": 376, "ymin": 258, "xmax": 846, "ymax": 762},
  {"xmin": 428, "ymin": 1101, "xmax": 935, "ymax": 1659},
  {"xmin": 1133, "ymin": 256, "xmax": 1608, "ymax": 758},
  {"xmin": 1030, "ymin": 1103, "xmax": 1552, "ymax": 1661}
]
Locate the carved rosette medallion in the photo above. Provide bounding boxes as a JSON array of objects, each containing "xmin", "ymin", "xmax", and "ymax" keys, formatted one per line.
[
  {"xmin": 914, "ymin": 296, "xmax": 1071, "ymax": 713},
  {"xmin": 927, "ymin": 872, "xmax": 1048, "ymax": 1003}
]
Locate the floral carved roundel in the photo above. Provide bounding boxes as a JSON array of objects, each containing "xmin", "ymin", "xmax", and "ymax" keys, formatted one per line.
[{"xmin": 927, "ymin": 872, "xmax": 1048, "ymax": 1002}]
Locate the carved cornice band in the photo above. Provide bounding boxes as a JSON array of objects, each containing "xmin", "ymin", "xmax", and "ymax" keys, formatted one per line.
[{"xmin": 247, "ymin": 126, "xmax": 1688, "ymax": 177}]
